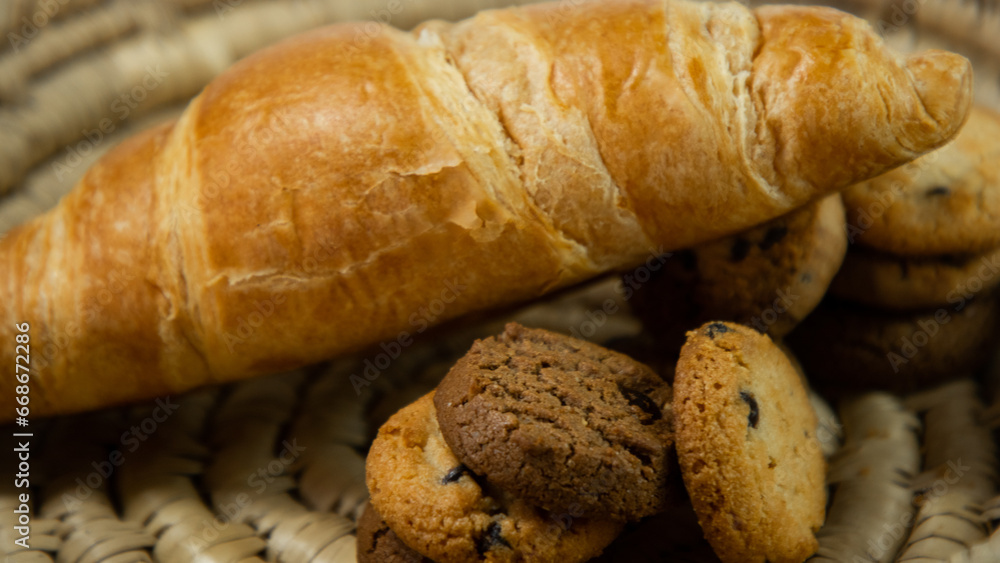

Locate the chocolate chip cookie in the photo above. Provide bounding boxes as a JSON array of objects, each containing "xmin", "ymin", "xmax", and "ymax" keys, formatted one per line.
[
  {"xmin": 356, "ymin": 503, "xmax": 430, "ymax": 563},
  {"xmin": 366, "ymin": 392, "xmax": 622, "ymax": 563},
  {"xmin": 434, "ymin": 323, "xmax": 674, "ymax": 521},
  {"xmin": 674, "ymin": 322, "xmax": 826, "ymax": 563},
  {"xmin": 842, "ymin": 105, "xmax": 1000, "ymax": 256},
  {"xmin": 828, "ymin": 246, "xmax": 1000, "ymax": 310},
  {"xmin": 787, "ymin": 296, "xmax": 1000, "ymax": 394},
  {"xmin": 631, "ymin": 193, "xmax": 846, "ymax": 349}
]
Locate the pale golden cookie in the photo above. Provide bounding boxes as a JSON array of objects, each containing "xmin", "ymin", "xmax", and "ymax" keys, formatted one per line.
[
  {"xmin": 674, "ymin": 322, "xmax": 826, "ymax": 563},
  {"xmin": 843, "ymin": 105, "xmax": 1000, "ymax": 256}
]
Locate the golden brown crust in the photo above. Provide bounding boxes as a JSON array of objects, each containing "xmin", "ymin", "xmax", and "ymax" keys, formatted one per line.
[
  {"xmin": 0, "ymin": 123, "xmax": 211, "ymax": 415},
  {"xmin": 752, "ymin": 7, "xmax": 971, "ymax": 198},
  {"xmin": 0, "ymin": 0, "xmax": 974, "ymax": 420}
]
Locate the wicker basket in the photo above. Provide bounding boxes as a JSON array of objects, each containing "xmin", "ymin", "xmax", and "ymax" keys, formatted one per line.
[{"xmin": 1, "ymin": 1, "xmax": 999, "ymax": 562}]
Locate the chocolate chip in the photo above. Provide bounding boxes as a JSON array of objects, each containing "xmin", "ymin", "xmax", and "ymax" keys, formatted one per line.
[
  {"xmin": 476, "ymin": 521, "xmax": 511, "ymax": 554},
  {"xmin": 706, "ymin": 323, "xmax": 731, "ymax": 339},
  {"xmin": 730, "ymin": 238, "xmax": 751, "ymax": 262},
  {"xmin": 618, "ymin": 384, "xmax": 662, "ymax": 423},
  {"xmin": 758, "ymin": 226, "xmax": 788, "ymax": 251},
  {"xmin": 740, "ymin": 391, "xmax": 759, "ymax": 429},
  {"xmin": 926, "ymin": 186, "xmax": 950, "ymax": 196},
  {"xmin": 442, "ymin": 465, "xmax": 469, "ymax": 484}
]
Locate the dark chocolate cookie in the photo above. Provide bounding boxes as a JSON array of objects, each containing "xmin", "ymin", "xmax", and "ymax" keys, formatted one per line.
[
  {"xmin": 434, "ymin": 323, "xmax": 674, "ymax": 521},
  {"xmin": 356, "ymin": 503, "xmax": 431, "ymax": 563}
]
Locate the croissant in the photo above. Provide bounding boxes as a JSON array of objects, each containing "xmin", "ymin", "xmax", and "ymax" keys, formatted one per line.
[{"xmin": 0, "ymin": 0, "xmax": 972, "ymax": 420}]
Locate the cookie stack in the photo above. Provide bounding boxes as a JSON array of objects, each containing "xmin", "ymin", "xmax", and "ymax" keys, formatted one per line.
[
  {"xmin": 789, "ymin": 105, "xmax": 1000, "ymax": 393},
  {"xmin": 361, "ymin": 323, "xmax": 673, "ymax": 562},
  {"xmin": 361, "ymin": 321, "xmax": 828, "ymax": 562}
]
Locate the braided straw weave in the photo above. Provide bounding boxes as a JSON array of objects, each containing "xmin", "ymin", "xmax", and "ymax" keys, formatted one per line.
[{"xmin": 1, "ymin": 1, "xmax": 1000, "ymax": 562}]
